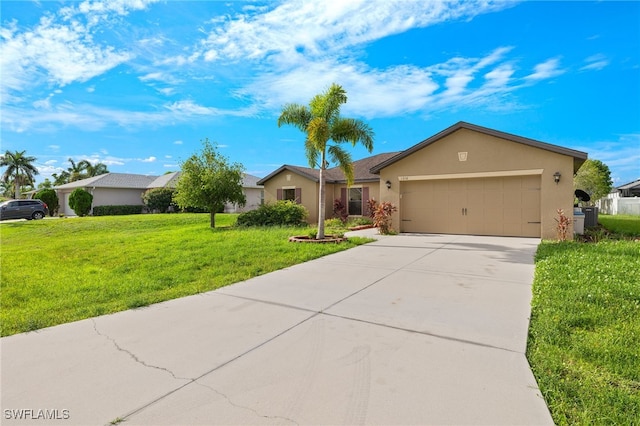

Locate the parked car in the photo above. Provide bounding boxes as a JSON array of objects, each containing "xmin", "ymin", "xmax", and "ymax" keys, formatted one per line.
[{"xmin": 0, "ymin": 199, "xmax": 49, "ymax": 220}]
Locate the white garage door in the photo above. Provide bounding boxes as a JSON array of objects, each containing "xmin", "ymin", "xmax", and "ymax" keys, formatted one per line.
[{"xmin": 400, "ymin": 175, "xmax": 541, "ymax": 237}]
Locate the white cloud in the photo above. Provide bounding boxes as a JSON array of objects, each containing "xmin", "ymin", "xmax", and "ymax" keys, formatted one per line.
[
  {"xmin": 141, "ymin": 156, "xmax": 156, "ymax": 162},
  {"xmin": 174, "ymin": 140, "xmax": 183, "ymax": 145},
  {"xmin": 198, "ymin": 0, "xmax": 515, "ymax": 64},
  {"xmin": 524, "ymin": 58, "xmax": 565, "ymax": 82},
  {"xmin": 0, "ymin": 0, "xmax": 158, "ymax": 97},
  {"xmin": 580, "ymin": 54, "xmax": 609, "ymax": 71},
  {"xmin": 48, "ymin": 145, "xmax": 60, "ymax": 152},
  {"xmin": 575, "ymin": 133, "xmax": 640, "ymax": 184}
]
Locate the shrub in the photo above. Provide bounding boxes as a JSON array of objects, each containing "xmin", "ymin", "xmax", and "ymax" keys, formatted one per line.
[
  {"xmin": 347, "ymin": 217, "xmax": 373, "ymax": 227},
  {"xmin": 236, "ymin": 201, "xmax": 308, "ymax": 227},
  {"xmin": 68, "ymin": 188, "xmax": 93, "ymax": 217},
  {"xmin": 366, "ymin": 199, "xmax": 377, "ymax": 219},
  {"xmin": 34, "ymin": 189, "xmax": 59, "ymax": 216},
  {"xmin": 333, "ymin": 199, "xmax": 348, "ymax": 223},
  {"xmin": 92, "ymin": 205, "xmax": 144, "ymax": 216},
  {"xmin": 371, "ymin": 200, "xmax": 398, "ymax": 235},
  {"xmin": 143, "ymin": 188, "xmax": 176, "ymax": 213},
  {"xmin": 555, "ymin": 208, "xmax": 572, "ymax": 241}
]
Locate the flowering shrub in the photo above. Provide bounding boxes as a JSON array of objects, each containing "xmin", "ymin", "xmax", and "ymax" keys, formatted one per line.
[
  {"xmin": 555, "ymin": 208, "xmax": 572, "ymax": 241},
  {"xmin": 372, "ymin": 201, "xmax": 398, "ymax": 235}
]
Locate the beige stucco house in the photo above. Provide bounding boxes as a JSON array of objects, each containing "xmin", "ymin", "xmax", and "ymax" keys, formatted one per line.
[
  {"xmin": 260, "ymin": 122, "xmax": 588, "ymax": 239},
  {"xmin": 55, "ymin": 172, "xmax": 263, "ymax": 216},
  {"xmin": 258, "ymin": 152, "xmax": 399, "ymax": 224}
]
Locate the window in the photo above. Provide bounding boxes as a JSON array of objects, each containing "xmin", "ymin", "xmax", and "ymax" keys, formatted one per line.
[
  {"xmin": 278, "ymin": 187, "xmax": 301, "ymax": 204},
  {"xmin": 348, "ymin": 188, "xmax": 362, "ymax": 216},
  {"xmin": 282, "ymin": 188, "xmax": 296, "ymax": 201}
]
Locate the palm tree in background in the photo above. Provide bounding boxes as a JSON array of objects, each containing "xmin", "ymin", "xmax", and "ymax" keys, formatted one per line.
[
  {"xmin": 67, "ymin": 158, "xmax": 87, "ymax": 182},
  {"xmin": 278, "ymin": 83, "xmax": 374, "ymax": 239},
  {"xmin": 63, "ymin": 158, "xmax": 109, "ymax": 183},
  {"xmin": 84, "ymin": 161, "xmax": 109, "ymax": 178},
  {"xmin": 0, "ymin": 150, "xmax": 39, "ymax": 199}
]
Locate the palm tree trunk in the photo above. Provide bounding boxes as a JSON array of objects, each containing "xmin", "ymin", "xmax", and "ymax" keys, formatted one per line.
[
  {"xmin": 317, "ymin": 152, "xmax": 326, "ymax": 239},
  {"xmin": 14, "ymin": 173, "xmax": 20, "ymax": 199}
]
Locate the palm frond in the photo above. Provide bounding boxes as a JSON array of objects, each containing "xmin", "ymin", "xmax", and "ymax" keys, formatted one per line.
[
  {"xmin": 278, "ymin": 104, "xmax": 312, "ymax": 132},
  {"xmin": 307, "ymin": 117, "xmax": 330, "ymax": 152},
  {"xmin": 327, "ymin": 145, "xmax": 354, "ymax": 185},
  {"xmin": 304, "ymin": 138, "xmax": 320, "ymax": 168},
  {"xmin": 331, "ymin": 118, "xmax": 374, "ymax": 152}
]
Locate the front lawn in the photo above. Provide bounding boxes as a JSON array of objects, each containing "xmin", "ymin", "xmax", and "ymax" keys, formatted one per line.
[
  {"xmin": 0, "ymin": 214, "xmax": 371, "ymax": 337},
  {"xmin": 527, "ymin": 215, "xmax": 640, "ymax": 424}
]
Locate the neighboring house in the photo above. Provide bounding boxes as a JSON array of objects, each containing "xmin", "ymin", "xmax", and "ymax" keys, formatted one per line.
[
  {"xmin": 597, "ymin": 179, "xmax": 640, "ymax": 216},
  {"xmin": 147, "ymin": 172, "xmax": 264, "ymax": 213},
  {"xmin": 261, "ymin": 121, "xmax": 588, "ymax": 239},
  {"xmin": 55, "ymin": 171, "xmax": 265, "ymax": 216},
  {"xmin": 616, "ymin": 179, "xmax": 640, "ymax": 198},
  {"xmin": 258, "ymin": 152, "xmax": 400, "ymax": 224},
  {"xmin": 55, "ymin": 173, "xmax": 157, "ymax": 216}
]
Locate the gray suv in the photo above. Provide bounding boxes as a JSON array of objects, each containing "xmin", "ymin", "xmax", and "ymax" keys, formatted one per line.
[{"xmin": 0, "ymin": 199, "xmax": 49, "ymax": 220}]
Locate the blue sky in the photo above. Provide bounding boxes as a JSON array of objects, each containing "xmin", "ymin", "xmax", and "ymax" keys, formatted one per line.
[{"xmin": 1, "ymin": 0, "xmax": 639, "ymax": 186}]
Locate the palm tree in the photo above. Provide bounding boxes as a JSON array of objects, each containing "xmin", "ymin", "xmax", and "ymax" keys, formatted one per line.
[
  {"xmin": 0, "ymin": 150, "xmax": 39, "ymax": 199},
  {"xmin": 278, "ymin": 83, "xmax": 374, "ymax": 239},
  {"xmin": 52, "ymin": 171, "xmax": 70, "ymax": 186},
  {"xmin": 84, "ymin": 161, "xmax": 109, "ymax": 177},
  {"xmin": 67, "ymin": 158, "xmax": 87, "ymax": 182}
]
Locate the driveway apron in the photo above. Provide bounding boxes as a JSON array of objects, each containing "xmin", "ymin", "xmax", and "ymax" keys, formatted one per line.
[{"xmin": 1, "ymin": 232, "xmax": 553, "ymax": 425}]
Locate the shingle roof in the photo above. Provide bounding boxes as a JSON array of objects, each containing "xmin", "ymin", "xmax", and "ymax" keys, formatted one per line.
[
  {"xmin": 617, "ymin": 179, "xmax": 640, "ymax": 190},
  {"xmin": 147, "ymin": 172, "xmax": 181, "ymax": 189},
  {"xmin": 55, "ymin": 173, "xmax": 158, "ymax": 190},
  {"xmin": 370, "ymin": 121, "xmax": 589, "ymax": 174},
  {"xmin": 147, "ymin": 172, "xmax": 263, "ymax": 189},
  {"xmin": 257, "ymin": 152, "xmax": 400, "ymax": 185}
]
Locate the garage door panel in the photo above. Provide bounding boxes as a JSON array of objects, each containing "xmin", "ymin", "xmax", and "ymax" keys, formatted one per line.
[{"xmin": 400, "ymin": 176, "xmax": 541, "ymax": 237}]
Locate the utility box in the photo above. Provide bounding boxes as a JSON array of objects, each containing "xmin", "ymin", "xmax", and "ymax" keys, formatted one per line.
[
  {"xmin": 581, "ymin": 207, "xmax": 599, "ymax": 228},
  {"xmin": 574, "ymin": 211, "xmax": 585, "ymax": 235}
]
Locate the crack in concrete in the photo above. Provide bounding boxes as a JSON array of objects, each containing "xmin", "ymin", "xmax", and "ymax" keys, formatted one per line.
[
  {"xmin": 91, "ymin": 319, "xmax": 191, "ymax": 382},
  {"xmin": 193, "ymin": 381, "xmax": 300, "ymax": 425}
]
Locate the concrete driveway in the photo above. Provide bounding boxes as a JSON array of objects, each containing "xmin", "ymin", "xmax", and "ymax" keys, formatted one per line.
[{"xmin": 1, "ymin": 231, "xmax": 552, "ymax": 425}]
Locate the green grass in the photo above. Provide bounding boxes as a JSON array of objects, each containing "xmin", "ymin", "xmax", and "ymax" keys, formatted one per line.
[
  {"xmin": 527, "ymin": 217, "xmax": 640, "ymax": 425},
  {"xmin": 0, "ymin": 214, "xmax": 371, "ymax": 337},
  {"xmin": 598, "ymin": 214, "xmax": 640, "ymax": 236}
]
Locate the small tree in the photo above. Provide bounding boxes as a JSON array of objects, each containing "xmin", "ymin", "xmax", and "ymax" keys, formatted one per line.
[
  {"xmin": 173, "ymin": 139, "xmax": 245, "ymax": 228},
  {"xmin": 34, "ymin": 189, "xmax": 59, "ymax": 216},
  {"xmin": 143, "ymin": 188, "xmax": 176, "ymax": 213},
  {"xmin": 574, "ymin": 159, "xmax": 613, "ymax": 205},
  {"xmin": 69, "ymin": 188, "xmax": 93, "ymax": 216}
]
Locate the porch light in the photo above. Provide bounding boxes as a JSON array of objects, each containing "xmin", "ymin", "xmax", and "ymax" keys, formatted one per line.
[
  {"xmin": 553, "ymin": 172, "xmax": 561, "ymax": 184},
  {"xmin": 385, "ymin": 180, "xmax": 392, "ymax": 189}
]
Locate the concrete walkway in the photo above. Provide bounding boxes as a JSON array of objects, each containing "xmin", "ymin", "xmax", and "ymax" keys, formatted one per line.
[{"xmin": 1, "ymin": 231, "xmax": 552, "ymax": 425}]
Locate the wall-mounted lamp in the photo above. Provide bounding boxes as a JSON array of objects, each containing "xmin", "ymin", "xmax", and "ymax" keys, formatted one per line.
[
  {"xmin": 553, "ymin": 172, "xmax": 561, "ymax": 184},
  {"xmin": 385, "ymin": 180, "xmax": 392, "ymax": 189}
]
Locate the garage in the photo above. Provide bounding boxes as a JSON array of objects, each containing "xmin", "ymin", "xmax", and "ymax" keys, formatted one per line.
[
  {"xmin": 400, "ymin": 175, "xmax": 541, "ymax": 237},
  {"xmin": 370, "ymin": 122, "xmax": 588, "ymax": 240}
]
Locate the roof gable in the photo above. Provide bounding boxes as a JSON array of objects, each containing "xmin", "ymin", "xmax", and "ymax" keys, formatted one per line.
[
  {"xmin": 257, "ymin": 152, "xmax": 400, "ymax": 185},
  {"xmin": 370, "ymin": 121, "xmax": 588, "ymax": 174}
]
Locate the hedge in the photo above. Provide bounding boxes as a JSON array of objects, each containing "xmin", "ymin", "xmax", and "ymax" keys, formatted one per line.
[{"xmin": 92, "ymin": 205, "xmax": 144, "ymax": 216}]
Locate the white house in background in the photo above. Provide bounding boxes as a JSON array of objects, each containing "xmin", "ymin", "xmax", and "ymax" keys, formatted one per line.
[
  {"xmin": 55, "ymin": 173, "xmax": 157, "ymax": 216},
  {"xmin": 147, "ymin": 172, "xmax": 264, "ymax": 213},
  {"xmin": 55, "ymin": 172, "xmax": 264, "ymax": 216},
  {"xmin": 597, "ymin": 179, "xmax": 640, "ymax": 216}
]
